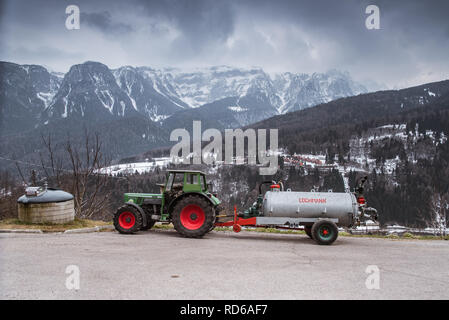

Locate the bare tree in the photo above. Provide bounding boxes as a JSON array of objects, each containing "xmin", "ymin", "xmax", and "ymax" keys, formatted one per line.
[
  {"xmin": 66, "ymin": 130, "xmax": 111, "ymax": 218},
  {"xmin": 39, "ymin": 133, "xmax": 64, "ymax": 188},
  {"xmin": 0, "ymin": 170, "xmax": 24, "ymax": 219},
  {"xmin": 428, "ymin": 192, "xmax": 448, "ymax": 237}
]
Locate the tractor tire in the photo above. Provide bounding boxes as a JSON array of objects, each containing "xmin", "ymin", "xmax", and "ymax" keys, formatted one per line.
[
  {"xmin": 141, "ymin": 220, "xmax": 156, "ymax": 231},
  {"xmin": 208, "ymin": 208, "xmax": 218, "ymax": 232},
  {"xmin": 304, "ymin": 226, "xmax": 313, "ymax": 239},
  {"xmin": 311, "ymin": 220, "xmax": 338, "ymax": 245},
  {"xmin": 172, "ymin": 195, "xmax": 215, "ymax": 238},
  {"xmin": 113, "ymin": 205, "xmax": 143, "ymax": 234}
]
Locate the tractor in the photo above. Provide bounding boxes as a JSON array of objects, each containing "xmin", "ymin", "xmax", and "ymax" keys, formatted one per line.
[{"xmin": 113, "ymin": 169, "xmax": 221, "ymax": 237}]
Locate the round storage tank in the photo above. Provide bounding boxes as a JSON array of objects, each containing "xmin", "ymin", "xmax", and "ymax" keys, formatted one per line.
[{"xmin": 17, "ymin": 187, "xmax": 75, "ymax": 224}]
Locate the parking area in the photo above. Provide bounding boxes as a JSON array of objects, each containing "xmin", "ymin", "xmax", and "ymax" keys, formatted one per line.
[{"xmin": 1, "ymin": 229, "xmax": 448, "ymax": 299}]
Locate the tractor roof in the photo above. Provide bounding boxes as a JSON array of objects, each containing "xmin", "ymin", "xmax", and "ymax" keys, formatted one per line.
[{"xmin": 167, "ymin": 169, "xmax": 206, "ymax": 175}]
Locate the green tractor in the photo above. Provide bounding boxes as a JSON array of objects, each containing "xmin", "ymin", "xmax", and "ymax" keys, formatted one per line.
[{"xmin": 113, "ymin": 169, "xmax": 221, "ymax": 238}]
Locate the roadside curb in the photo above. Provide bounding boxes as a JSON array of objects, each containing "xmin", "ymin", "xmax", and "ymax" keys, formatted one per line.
[
  {"xmin": 63, "ymin": 225, "xmax": 114, "ymax": 234},
  {"xmin": 0, "ymin": 225, "xmax": 114, "ymax": 234},
  {"xmin": 0, "ymin": 229, "xmax": 43, "ymax": 234}
]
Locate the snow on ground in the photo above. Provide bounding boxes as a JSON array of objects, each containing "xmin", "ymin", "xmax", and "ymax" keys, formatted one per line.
[
  {"xmin": 100, "ymin": 157, "xmax": 172, "ymax": 176},
  {"xmin": 0, "ymin": 188, "xmax": 12, "ymax": 198},
  {"xmin": 227, "ymin": 106, "xmax": 248, "ymax": 112}
]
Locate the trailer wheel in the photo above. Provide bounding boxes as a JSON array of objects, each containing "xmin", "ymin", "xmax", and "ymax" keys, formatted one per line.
[
  {"xmin": 114, "ymin": 205, "xmax": 142, "ymax": 234},
  {"xmin": 311, "ymin": 220, "xmax": 338, "ymax": 245},
  {"xmin": 172, "ymin": 195, "xmax": 215, "ymax": 238},
  {"xmin": 304, "ymin": 226, "xmax": 313, "ymax": 239}
]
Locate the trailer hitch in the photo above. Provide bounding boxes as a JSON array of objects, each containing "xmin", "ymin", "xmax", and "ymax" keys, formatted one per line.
[{"xmin": 215, "ymin": 206, "xmax": 257, "ymax": 232}]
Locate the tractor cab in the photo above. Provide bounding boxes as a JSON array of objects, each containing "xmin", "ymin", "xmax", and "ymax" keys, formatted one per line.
[
  {"xmin": 164, "ymin": 170, "xmax": 208, "ymax": 194},
  {"xmin": 163, "ymin": 170, "xmax": 209, "ymax": 210}
]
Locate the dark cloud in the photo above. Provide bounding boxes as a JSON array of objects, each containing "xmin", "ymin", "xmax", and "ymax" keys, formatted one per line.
[
  {"xmin": 134, "ymin": 0, "xmax": 236, "ymax": 50},
  {"xmin": 82, "ymin": 11, "xmax": 133, "ymax": 35},
  {"xmin": 0, "ymin": 0, "xmax": 448, "ymax": 88}
]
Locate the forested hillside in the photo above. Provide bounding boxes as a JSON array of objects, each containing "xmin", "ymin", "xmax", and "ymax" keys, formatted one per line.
[{"xmin": 247, "ymin": 80, "xmax": 449, "ymax": 227}]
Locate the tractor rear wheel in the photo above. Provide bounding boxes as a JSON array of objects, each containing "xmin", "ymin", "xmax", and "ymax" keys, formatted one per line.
[
  {"xmin": 113, "ymin": 205, "xmax": 142, "ymax": 234},
  {"xmin": 172, "ymin": 195, "xmax": 215, "ymax": 238},
  {"xmin": 311, "ymin": 220, "xmax": 338, "ymax": 245}
]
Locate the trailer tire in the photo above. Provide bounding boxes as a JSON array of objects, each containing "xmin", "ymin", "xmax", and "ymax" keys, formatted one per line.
[
  {"xmin": 114, "ymin": 205, "xmax": 143, "ymax": 234},
  {"xmin": 304, "ymin": 226, "xmax": 313, "ymax": 239},
  {"xmin": 172, "ymin": 195, "xmax": 215, "ymax": 238},
  {"xmin": 311, "ymin": 220, "xmax": 338, "ymax": 245}
]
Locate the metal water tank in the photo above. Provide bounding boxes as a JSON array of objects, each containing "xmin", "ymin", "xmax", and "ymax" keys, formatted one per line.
[
  {"xmin": 17, "ymin": 187, "xmax": 75, "ymax": 224},
  {"xmin": 262, "ymin": 190, "xmax": 358, "ymax": 226}
]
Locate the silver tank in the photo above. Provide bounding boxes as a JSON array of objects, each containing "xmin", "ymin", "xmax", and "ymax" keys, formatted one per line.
[{"xmin": 262, "ymin": 190, "xmax": 358, "ymax": 226}]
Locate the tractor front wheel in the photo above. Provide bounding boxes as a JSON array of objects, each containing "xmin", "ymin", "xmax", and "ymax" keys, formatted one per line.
[
  {"xmin": 113, "ymin": 205, "xmax": 143, "ymax": 234},
  {"xmin": 172, "ymin": 195, "xmax": 215, "ymax": 238}
]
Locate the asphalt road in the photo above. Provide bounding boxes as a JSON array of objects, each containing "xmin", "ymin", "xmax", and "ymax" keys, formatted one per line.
[{"xmin": 1, "ymin": 229, "xmax": 448, "ymax": 299}]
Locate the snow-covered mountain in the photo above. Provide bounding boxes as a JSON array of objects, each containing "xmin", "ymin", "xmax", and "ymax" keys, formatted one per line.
[
  {"xmin": 113, "ymin": 66, "xmax": 186, "ymax": 121},
  {"xmin": 1, "ymin": 61, "xmax": 369, "ymax": 134},
  {"xmin": 139, "ymin": 65, "xmax": 368, "ymax": 127},
  {"xmin": 141, "ymin": 66, "xmax": 367, "ymax": 113},
  {"xmin": 272, "ymin": 69, "xmax": 367, "ymax": 113},
  {"xmin": 43, "ymin": 62, "xmax": 139, "ymax": 121},
  {"xmin": 0, "ymin": 61, "xmax": 62, "ymax": 133}
]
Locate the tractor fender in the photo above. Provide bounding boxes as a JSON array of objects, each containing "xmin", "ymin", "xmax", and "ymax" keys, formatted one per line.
[
  {"xmin": 125, "ymin": 202, "xmax": 148, "ymax": 227},
  {"xmin": 167, "ymin": 192, "xmax": 217, "ymax": 215}
]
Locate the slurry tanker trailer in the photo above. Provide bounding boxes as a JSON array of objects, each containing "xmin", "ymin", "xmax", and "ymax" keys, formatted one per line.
[{"xmin": 113, "ymin": 170, "xmax": 378, "ymax": 245}]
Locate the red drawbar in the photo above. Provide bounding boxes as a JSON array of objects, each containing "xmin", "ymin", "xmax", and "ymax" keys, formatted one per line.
[
  {"xmin": 214, "ymin": 206, "xmax": 257, "ymax": 232},
  {"xmin": 215, "ymin": 217, "xmax": 257, "ymax": 228},
  {"xmin": 180, "ymin": 204, "xmax": 206, "ymax": 230},
  {"xmin": 118, "ymin": 211, "xmax": 135, "ymax": 229}
]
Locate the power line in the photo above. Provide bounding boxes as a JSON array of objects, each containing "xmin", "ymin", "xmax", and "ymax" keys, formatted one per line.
[{"xmin": 0, "ymin": 155, "xmax": 128, "ymax": 180}]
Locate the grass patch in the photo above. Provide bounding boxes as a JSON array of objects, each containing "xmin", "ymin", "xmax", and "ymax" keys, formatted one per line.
[
  {"xmin": 245, "ymin": 227, "xmax": 306, "ymax": 235},
  {"xmin": 0, "ymin": 218, "xmax": 112, "ymax": 233},
  {"xmin": 153, "ymin": 223, "xmax": 175, "ymax": 230},
  {"xmin": 338, "ymin": 232, "xmax": 449, "ymax": 241}
]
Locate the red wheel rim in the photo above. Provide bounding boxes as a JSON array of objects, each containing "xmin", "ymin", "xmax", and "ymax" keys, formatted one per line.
[
  {"xmin": 180, "ymin": 204, "xmax": 205, "ymax": 230},
  {"xmin": 118, "ymin": 211, "xmax": 135, "ymax": 229}
]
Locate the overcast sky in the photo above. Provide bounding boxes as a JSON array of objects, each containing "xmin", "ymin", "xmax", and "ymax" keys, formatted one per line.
[{"xmin": 0, "ymin": 0, "xmax": 448, "ymax": 89}]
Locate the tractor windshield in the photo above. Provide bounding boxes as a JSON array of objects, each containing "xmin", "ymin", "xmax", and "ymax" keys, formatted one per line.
[
  {"xmin": 201, "ymin": 175, "xmax": 207, "ymax": 192},
  {"xmin": 166, "ymin": 172, "xmax": 184, "ymax": 191}
]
